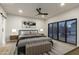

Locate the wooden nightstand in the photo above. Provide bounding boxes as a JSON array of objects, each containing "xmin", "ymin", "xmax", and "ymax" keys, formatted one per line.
[{"xmin": 10, "ymin": 35, "xmax": 18, "ymax": 41}]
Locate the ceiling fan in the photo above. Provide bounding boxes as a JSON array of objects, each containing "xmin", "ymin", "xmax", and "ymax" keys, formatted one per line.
[{"xmin": 36, "ymin": 8, "xmax": 48, "ymax": 16}]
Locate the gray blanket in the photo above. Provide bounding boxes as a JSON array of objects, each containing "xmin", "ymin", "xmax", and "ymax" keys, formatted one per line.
[
  {"xmin": 19, "ymin": 34, "xmax": 45, "ymax": 39},
  {"xmin": 17, "ymin": 37, "xmax": 52, "ymax": 47}
]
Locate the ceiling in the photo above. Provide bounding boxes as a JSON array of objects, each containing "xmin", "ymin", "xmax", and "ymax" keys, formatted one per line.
[{"xmin": 1, "ymin": 3, "xmax": 79, "ymax": 19}]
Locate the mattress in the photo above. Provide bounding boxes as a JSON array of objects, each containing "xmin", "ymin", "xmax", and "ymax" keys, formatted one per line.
[{"xmin": 17, "ymin": 37, "xmax": 52, "ymax": 47}]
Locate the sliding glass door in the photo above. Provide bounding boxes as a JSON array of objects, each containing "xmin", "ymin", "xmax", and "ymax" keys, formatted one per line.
[
  {"xmin": 52, "ymin": 23, "xmax": 58, "ymax": 39},
  {"xmin": 58, "ymin": 21, "xmax": 65, "ymax": 41},
  {"xmin": 66, "ymin": 20, "xmax": 77, "ymax": 44},
  {"xmin": 48, "ymin": 23, "xmax": 53, "ymax": 38},
  {"xmin": 48, "ymin": 18, "xmax": 77, "ymax": 45}
]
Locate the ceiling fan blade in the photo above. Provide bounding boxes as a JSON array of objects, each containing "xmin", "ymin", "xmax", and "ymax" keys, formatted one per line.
[
  {"xmin": 36, "ymin": 8, "xmax": 41, "ymax": 14},
  {"xmin": 41, "ymin": 13, "xmax": 48, "ymax": 15},
  {"xmin": 44, "ymin": 13, "xmax": 48, "ymax": 15}
]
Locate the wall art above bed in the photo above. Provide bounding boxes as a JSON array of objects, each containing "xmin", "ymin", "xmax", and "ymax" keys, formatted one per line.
[{"xmin": 22, "ymin": 21, "xmax": 36, "ymax": 28}]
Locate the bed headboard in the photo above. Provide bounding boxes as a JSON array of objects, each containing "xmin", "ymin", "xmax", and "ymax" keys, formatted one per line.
[{"xmin": 19, "ymin": 30, "xmax": 38, "ymax": 35}]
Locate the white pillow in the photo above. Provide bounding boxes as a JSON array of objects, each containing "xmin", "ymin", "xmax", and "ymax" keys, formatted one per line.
[{"xmin": 21, "ymin": 31, "xmax": 30, "ymax": 35}]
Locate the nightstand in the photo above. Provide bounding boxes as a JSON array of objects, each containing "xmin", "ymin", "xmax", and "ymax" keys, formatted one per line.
[{"xmin": 10, "ymin": 35, "xmax": 18, "ymax": 41}]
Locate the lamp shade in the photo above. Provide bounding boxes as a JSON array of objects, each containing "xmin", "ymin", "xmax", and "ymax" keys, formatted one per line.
[
  {"xmin": 11, "ymin": 29, "xmax": 17, "ymax": 35},
  {"xmin": 40, "ymin": 29, "xmax": 43, "ymax": 32},
  {"xmin": 12, "ymin": 29, "xmax": 17, "ymax": 32}
]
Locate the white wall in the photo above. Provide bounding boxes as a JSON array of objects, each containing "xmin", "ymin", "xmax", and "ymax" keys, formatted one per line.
[
  {"xmin": 6, "ymin": 14, "xmax": 46, "ymax": 41},
  {"xmin": 46, "ymin": 7, "xmax": 79, "ymax": 46}
]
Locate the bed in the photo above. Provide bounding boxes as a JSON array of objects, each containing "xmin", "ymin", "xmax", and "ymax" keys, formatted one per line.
[
  {"xmin": 16, "ymin": 30, "xmax": 53, "ymax": 55},
  {"xmin": 16, "ymin": 30, "xmax": 46, "ymax": 46}
]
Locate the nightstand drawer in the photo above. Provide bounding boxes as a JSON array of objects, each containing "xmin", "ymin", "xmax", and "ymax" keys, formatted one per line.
[{"xmin": 10, "ymin": 35, "xmax": 18, "ymax": 40}]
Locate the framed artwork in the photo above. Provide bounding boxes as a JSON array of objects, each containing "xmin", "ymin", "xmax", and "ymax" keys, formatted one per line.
[{"xmin": 22, "ymin": 21, "xmax": 36, "ymax": 28}]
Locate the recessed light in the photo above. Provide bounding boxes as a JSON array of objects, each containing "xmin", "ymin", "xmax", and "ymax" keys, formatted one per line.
[
  {"xmin": 18, "ymin": 9, "xmax": 23, "ymax": 13},
  {"xmin": 60, "ymin": 3, "xmax": 65, "ymax": 6}
]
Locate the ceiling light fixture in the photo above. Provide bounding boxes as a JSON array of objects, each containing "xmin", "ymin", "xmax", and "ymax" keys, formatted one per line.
[
  {"xmin": 60, "ymin": 3, "xmax": 65, "ymax": 6},
  {"xmin": 18, "ymin": 9, "xmax": 23, "ymax": 13},
  {"xmin": 41, "ymin": 15, "xmax": 45, "ymax": 18}
]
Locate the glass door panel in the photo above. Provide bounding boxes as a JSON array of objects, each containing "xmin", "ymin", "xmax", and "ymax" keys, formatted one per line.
[
  {"xmin": 66, "ymin": 20, "xmax": 77, "ymax": 44},
  {"xmin": 48, "ymin": 23, "xmax": 53, "ymax": 38},
  {"xmin": 52, "ymin": 23, "xmax": 57, "ymax": 39},
  {"xmin": 59, "ymin": 21, "xmax": 65, "ymax": 41}
]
